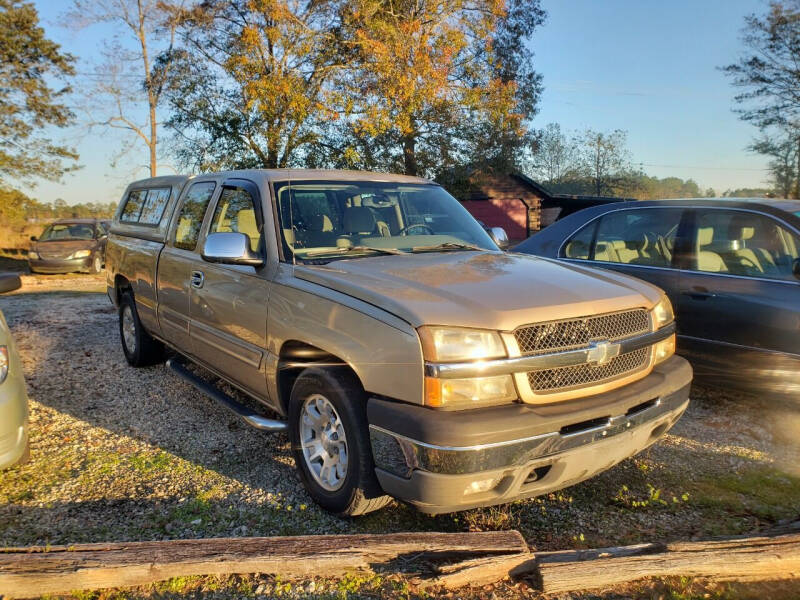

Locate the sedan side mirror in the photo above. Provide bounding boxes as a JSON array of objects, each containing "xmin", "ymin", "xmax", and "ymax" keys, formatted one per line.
[
  {"xmin": 0, "ymin": 274, "xmax": 21, "ymax": 294},
  {"xmin": 29, "ymin": 235, "xmax": 37, "ymax": 242},
  {"xmin": 793, "ymin": 258, "xmax": 800, "ymax": 281},
  {"xmin": 202, "ymin": 232, "xmax": 263, "ymax": 267},
  {"xmin": 489, "ymin": 227, "xmax": 510, "ymax": 251}
]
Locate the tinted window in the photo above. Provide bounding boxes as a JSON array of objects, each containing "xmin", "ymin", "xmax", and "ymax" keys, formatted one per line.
[
  {"xmin": 591, "ymin": 209, "xmax": 682, "ymax": 267},
  {"xmin": 139, "ymin": 188, "xmax": 171, "ymax": 225},
  {"xmin": 39, "ymin": 223, "xmax": 95, "ymax": 241},
  {"xmin": 562, "ymin": 221, "xmax": 597, "ymax": 259},
  {"xmin": 691, "ymin": 209, "xmax": 799, "ymax": 281},
  {"xmin": 209, "ymin": 187, "xmax": 261, "ymax": 252},
  {"xmin": 173, "ymin": 182, "xmax": 216, "ymax": 251},
  {"xmin": 120, "ymin": 187, "xmax": 171, "ymax": 225},
  {"xmin": 121, "ymin": 190, "xmax": 146, "ymax": 222}
]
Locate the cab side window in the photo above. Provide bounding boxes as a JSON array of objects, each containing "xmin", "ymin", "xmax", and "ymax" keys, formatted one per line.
[
  {"xmin": 691, "ymin": 209, "xmax": 800, "ymax": 281},
  {"xmin": 208, "ymin": 186, "xmax": 261, "ymax": 252},
  {"xmin": 173, "ymin": 182, "xmax": 216, "ymax": 251},
  {"xmin": 591, "ymin": 209, "xmax": 681, "ymax": 267}
]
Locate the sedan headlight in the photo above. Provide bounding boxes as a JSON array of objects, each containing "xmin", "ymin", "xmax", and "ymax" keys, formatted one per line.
[
  {"xmin": 652, "ymin": 295, "xmax": 674, "ymax": 329},
  {"xmin": 70, "ymin": 250, "xmax": 91, "ymax": 259},
  {"xmin": 27, "ymin": 250, "xmax": 39, "ymax": 260},
  {"xmin": 0, "ymin": 346, "xmax": 8, "ymax": 384},
  {"xmin": 418, "ymin": 326, "xmax": 506, "ymax": 362}
]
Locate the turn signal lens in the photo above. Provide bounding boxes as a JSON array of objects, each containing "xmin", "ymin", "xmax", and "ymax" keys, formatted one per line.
[
  {"xmin": 425, "ymin": 374, "xmax": 516, "ymax": 409},
  {"xmin": 654, "ymin": 334, "xmax": 676, "ymax": 365}
]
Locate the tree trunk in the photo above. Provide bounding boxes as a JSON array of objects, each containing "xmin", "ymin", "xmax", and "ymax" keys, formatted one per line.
[
  {"xmin": 149, "ymin": 102, "xmax": 157, "ymax": 177},
  {"xmin": 403, "ymin": 134, "xmax": 418, "ymax": 176}
]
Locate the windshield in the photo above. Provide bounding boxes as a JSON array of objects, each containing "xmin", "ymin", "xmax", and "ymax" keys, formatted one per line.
[
  {"xmin": 274, "ymin": 181, "xmax": 497, "ymax": 262},
  {"xmin": 38, "ymin": 223, "xmax": 96, "ymax": 241}
]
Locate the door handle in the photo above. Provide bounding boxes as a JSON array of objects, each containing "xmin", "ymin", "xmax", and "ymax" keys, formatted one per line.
[
  {"xmin": 681, "ymin": 287, "xmax": 716, "ymax": 300},
  {"xmin": 190, "ymin": 270, "xmax": 205, "ymax": 289}
]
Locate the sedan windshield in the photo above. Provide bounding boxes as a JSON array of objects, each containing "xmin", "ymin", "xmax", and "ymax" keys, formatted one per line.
[
  {"xmin": 38, "ymin": 223, "xmax": 95, "ymax": 241},
  {"xmin": 274, "ymin": 181, "xmax": 497, "ymax": 262}
]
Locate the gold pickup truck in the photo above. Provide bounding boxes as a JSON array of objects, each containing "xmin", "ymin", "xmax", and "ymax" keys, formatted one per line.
[{"xmin": 105, "ymin": 169, "xmax": 692, "ymax": 516}]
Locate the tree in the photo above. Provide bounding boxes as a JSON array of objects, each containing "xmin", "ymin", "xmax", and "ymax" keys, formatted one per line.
[
  {"xmin": 338, "ymin": 0, "xmax": 544, "ymax": 176},
  {"xmin": 722, "ymin": 1, "xmax": 800, "ymax": 197},
  {"xmin": 69, "ymin": 0, "xmax": 181, "ymax": 177},
  {"xmin": 575, "ymin": 128, "xmax": 633, "ymax": 196},
  {"xmin": 0, "ymin": 0, "xmax": 78, "ymax": 184},
  {"xmin": 529, "ymin": 123, "xmax": 578, "ymax": 183},
  {"xmin": 749, "ymin": 130, "xmax": 798, "ymax": 198},
  {"xmin": 163, "ymin": 0, "xmax": 342, "ymax": 171}
]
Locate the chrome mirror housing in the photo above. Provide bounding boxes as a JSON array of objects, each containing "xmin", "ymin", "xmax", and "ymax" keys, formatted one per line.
[
  {"xmin": 489, "ymin": 227, "xmax": 510, "ymax": 251},
  {"xmin": 202, "ymin": 232, "xmax": 263, "ymax": 266}
]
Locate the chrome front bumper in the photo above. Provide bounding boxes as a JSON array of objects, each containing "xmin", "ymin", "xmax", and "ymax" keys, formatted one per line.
[{"xmin": 370, "ymin": 381, "xmax": 688, "ymax": 476}]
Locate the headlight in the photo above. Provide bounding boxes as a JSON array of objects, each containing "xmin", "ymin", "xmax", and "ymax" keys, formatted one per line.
[
  {"xmin": 425, "ymin": 374, "xmax": 516, "ymax": 409},
  {"xmin": 652, "ymin": 295, "xmax": 674, "ymax": 329},
  {"xmin": 0, "ymin": 346, "xmax": 8, "ymax": 384},
  {"xmin": 27, "ymin": 251, "xmax": 39, "ymax": 260},
  {"xmin": 418, "ymin": 326, "xmax": 506, "ymax": 362},
  {"xmin": 70, "ymin": 250, "xmax": 91, "ymax": 259},
  {"xmin": 654, "ymin": 333, "xmax": 676, "ymax": 364}
]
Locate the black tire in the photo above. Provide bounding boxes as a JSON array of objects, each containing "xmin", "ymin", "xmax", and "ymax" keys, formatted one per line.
[
  {"xmin": 289, "ymin": 368, "xmax": 390, "ymax": 516},
  {"xmin": 119, "ymin": 291, "xmax": 165, "ymax": 367}
]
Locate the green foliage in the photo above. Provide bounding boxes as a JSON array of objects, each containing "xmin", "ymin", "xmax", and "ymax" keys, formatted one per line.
[{"xmin": 0, "ymin": 0, "xmax": 78, "ymax": 184}]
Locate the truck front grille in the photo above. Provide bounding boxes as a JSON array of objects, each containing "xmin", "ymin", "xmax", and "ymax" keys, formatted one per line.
[
  {"xmin": 514, "ymin": 309, "xmax": 650, "ymax": 356},
  {"xmin": 527, "ymin": 347, "xmax": 650, "ymax": 394}
]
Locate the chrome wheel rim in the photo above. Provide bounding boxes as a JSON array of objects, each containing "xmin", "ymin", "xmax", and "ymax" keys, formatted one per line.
[
  {"xmin": 122, "ymin": 305, "xmax": 136, "ymax": 354},
  {"xmin": 299, "ymin": 394, "xmax": 348, "ymax": 491}
]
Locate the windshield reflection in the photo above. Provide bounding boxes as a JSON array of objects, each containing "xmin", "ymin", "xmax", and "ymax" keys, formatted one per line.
[{"xmin": 273, "ymin": 181, "xmax": 497, "ymax": 263}]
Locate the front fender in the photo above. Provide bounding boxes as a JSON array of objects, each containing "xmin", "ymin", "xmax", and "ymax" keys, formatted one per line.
[{"xmin": 267, "ymin": 270, "xmax": 424, "ymax": 409}]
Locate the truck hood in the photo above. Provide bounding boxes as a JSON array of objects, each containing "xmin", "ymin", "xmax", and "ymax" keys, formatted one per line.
[{"xmin": 293, "ymin": 251, "xmax": 663, "ymax": 330}]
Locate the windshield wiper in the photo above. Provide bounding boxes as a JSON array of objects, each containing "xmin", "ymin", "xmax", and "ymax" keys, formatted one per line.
[
  {"xmin": 304, "ymin": 245, "xmax": 407, "ymax": 258},
  {"xmin": 410, "ymin": 242, "xmax": 484, "ymax": 253}
]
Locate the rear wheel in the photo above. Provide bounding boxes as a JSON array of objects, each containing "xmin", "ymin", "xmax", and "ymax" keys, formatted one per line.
[
  {"xmin": 289, "ymin": 368, "xmax": 390, "ymax": 516},
  {"xmin": 90, "ymin": 254, "xmax": 102, "ymax": 274},
  {"xmin": 119, "ymin": 292, "xmax": 164, "ymax": 367}
]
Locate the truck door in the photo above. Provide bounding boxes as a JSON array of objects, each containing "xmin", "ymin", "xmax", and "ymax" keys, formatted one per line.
[
  {"xmin": 189, "ymin": 179, "xmax": 272, "ymax": 400},
  {"xmin": 157, "ymin": 180, "xmax": 218, "ymax": 350}
]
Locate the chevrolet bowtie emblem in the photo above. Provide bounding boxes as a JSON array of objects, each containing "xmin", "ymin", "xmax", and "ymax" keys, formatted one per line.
[{"xmin": 586, "ymin": 340, "xmax": 620, "ymax": 366}]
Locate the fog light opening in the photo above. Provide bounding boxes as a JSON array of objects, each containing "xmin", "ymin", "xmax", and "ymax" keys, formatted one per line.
[
  {"xmin": 650, "ymin": 422, "xmax": 669, "ymax": 440},
  {"xmin": 524, "ymin": 465, "xmax": 552, "ymax": 485}
]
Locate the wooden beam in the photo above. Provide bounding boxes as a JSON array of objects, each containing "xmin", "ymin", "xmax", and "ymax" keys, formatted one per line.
[
  {"xmin": 0, "ymin": 531, "xmax": 528, "ymax": 598},
  {"xmin": 537, "ymin": 532, "xmax": 800, "ymax": 594}
]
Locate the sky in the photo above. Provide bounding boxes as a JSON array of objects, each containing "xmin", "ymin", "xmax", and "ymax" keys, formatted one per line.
[{"xmin": 21, "ymin": 0, "xmax": 772, "ymax": 205}]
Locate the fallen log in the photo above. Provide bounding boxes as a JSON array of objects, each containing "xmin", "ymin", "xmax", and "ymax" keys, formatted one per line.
[
  {"xmin": 0, "ymin": 530, "xmax": 527, "ymax": 598},
  {"xmin": 536, "ymin": 532, "xmax": 800, "ymax": 594}
]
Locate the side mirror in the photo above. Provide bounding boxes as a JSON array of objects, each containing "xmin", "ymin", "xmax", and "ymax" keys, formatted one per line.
[
  {"xmin": 489, "ymin": 227, "xmax": 510, "ymax": 251},
  {"xmin": 793, "ymin": 258, "xmax": 800, "ymax": 281},
  {"xmin": 0, "ymin": 274, "xmax": 21, "ymax": 294},
  {"xmin": 29, "ymin": 235, "xmax": 37, "ymax": 242},
  {"xmin": 202, "ymin": 232, "xmax": 263, "ymax": 266}
]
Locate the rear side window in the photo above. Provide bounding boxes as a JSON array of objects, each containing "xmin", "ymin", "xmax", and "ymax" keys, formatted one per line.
[
  {"xmin": 120, "ymin": 187, "xmax": 171, "ymax": 225},
  {"xmin": 173, "ymin": 182, "xmax": 216, "ymax": 251},
  {"xmin": 571, "ymin": 209, "xmax": 682, "ymax": 267}
]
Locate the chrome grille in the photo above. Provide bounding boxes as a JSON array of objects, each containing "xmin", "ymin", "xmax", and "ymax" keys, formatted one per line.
[
  {"xmin": 527, "ymin": 347, "xmax": 650, "ymax": 394},
  {"xmin": 514, "ymin": 309, "xmax": 650, "ymax": 356}
]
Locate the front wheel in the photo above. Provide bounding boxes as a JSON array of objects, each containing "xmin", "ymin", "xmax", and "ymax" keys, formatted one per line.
[
  {"xmin": 289, "ymin": 368, "xmax": 390, "ymax": 516},
  {"xmin": 119, "ymin": 292, "xmax": 164, "ymax": 367}
]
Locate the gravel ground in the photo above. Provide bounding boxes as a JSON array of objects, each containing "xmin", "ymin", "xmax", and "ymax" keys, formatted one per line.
[{"xmin": 1, "ymin": 274, "xmax": 798, "ymax": 599}]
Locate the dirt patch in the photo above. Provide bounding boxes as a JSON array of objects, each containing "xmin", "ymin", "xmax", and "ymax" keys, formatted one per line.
[{"xmin": 0, "ymin": 276, "xmax": 798, "ymax": 598}]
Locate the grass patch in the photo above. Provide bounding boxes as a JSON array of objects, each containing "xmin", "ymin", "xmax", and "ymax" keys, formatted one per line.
[{"xmin": 687, "ymin": 465, "xmax": 800, "ymax": 522}]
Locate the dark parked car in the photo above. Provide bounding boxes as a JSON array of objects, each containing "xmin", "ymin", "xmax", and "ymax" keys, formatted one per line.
[
  {"xmin": 515, "ymin": 199, "xmax": 800, "ymax": 397},
  {"xmin": 28, "ymin": 218, "xmax": 109, "ymax": 274}
]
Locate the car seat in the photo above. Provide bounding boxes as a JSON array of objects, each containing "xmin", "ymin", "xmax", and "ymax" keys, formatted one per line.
[{"xmin": 696, "ymin": 227, "xmax": 728, "ymax": 272}]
